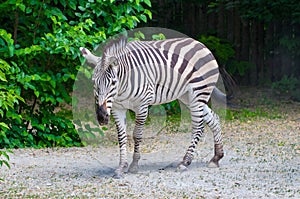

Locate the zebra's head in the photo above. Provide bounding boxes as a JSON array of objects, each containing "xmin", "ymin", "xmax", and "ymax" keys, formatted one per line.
[{"xmin": 80, "ymin": 37, "xmax": 126, "ymax": 125}]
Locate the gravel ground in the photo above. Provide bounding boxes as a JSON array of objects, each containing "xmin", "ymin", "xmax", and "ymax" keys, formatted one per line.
[{"xmin": 1, "ymin": 91, "xmax": 299, "ymax": 198}]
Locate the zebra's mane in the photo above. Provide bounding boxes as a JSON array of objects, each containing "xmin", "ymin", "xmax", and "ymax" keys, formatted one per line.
[{"xmin": 102, "ymin": 36, "xmax": 127, "ymax": 65}]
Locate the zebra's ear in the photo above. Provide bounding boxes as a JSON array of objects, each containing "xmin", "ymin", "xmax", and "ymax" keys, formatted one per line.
[{"xmin": 79, "ymin": 47, "xmax": 100, "ymax": 68}]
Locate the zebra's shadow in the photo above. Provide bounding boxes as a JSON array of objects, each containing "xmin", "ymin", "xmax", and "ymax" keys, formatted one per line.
[
  {"xmin": 95, "ymin": 160, "xmax": 208, "ymax": 178},
  {"xmin": 138, "ymin": 160, "xmax": 207, "ymax": 172},
  {"xmin": 95, "ymin": 166, "xmax": 116, "ymax": 177}
]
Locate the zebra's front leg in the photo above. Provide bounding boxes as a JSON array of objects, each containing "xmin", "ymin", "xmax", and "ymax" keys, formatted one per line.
[
  {"xmin": 203, "ymin": 104, "xmax": 224, "ymax": 168},
  {"xmin": 112, "ymin": 109, "xmax": 128, "ymax": 178},
  {"xmin": 128, "ymin": 107, "xmax": 148, "ymax": 174},
  {"xmin": 178, "ymin": 103, "xmax": 205, "ymax": 171}
]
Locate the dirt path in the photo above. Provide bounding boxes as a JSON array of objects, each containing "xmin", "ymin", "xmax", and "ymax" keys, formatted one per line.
[{"xmin": 1, "ymin": 94, "xmax": 300, "ymax": 198}]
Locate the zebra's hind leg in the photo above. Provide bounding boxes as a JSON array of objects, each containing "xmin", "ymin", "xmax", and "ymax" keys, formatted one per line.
[
  {"xmin": 128, "ymin": 107, "xmax": 148, "ymax": 174},
  {"xmin": 111, "ymin": 109, "xmax": 128, "ymax": 179},
  {"xmin": 203, "ymin": 104, "xmax": 224, "ymax": 168},
  {"xmin": 177, "ymin": 102, "xmax": 205, "ymax": 172}
]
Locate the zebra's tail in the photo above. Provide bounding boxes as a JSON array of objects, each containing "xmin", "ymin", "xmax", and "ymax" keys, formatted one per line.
[
  {"xmin": 211, "ymin": 87, "xmax": 227, "ymax": 105},
  {"xmin": 211, "ymin": 87, "xmax": 238, "ymax": 109}
]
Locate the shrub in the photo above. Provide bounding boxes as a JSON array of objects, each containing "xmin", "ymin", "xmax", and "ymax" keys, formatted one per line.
[
  {"xmin": 0, "ymin": 0, "xmax": 152, "ymax": 149},
  {"xmin": 199, "ymin": 35, "xmax": 253, "ymax": 77},
  {"xmin": 272, "ymin": 75, "xmax": 300, "ymax": 101}
]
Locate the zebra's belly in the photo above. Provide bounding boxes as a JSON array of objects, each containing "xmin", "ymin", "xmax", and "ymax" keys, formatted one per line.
[
  {"xmin": 150, "ymin": 84, "xmax": 188, "ymax": 105},
  {"xmin": 150, "ymin": 95, "xmax": 181, "ymax": 106},
  {"xmin": 112, "ymin": 88, "xmax": 185, "ymax": 111},
  {"xmin": 113, "ymin": 96, "xmax": 152, "ymax": 112}
]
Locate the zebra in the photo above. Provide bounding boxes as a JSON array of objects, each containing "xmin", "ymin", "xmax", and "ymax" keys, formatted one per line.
[{"xmin": 80, "ymin": 36, "xmax": 224, "ymax": 178}]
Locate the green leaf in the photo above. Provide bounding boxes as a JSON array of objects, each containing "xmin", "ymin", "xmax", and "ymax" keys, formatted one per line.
[
  {"xmin": 144, "ymin": 9, "xmax": 152, "ymax": 19},
  {"xmin": 56, "ymin": 97, "xmax": 64, "ymax": 103},
  {"xmin": 0, "ymin": 71, "xmax": 7, "ymax": 82},
  {"xmin": 60, "ymin": 0, "xmax": 66, "ymax": 7},
  {"xmin": 78, "ymin": 6, "xmax": 85, "ymax": 11},
  {"xmin": 34, "ymin": 90, "xmax": 40, "ymax": 97},
  {"xmin": 8, "ymin": 46, "xmax": 14, "ymax": 57},
  {"xmin": 16, "ymin": 3, "xmax": 26, "ymax": 12},
  {"xmin": 0, "ymin": 122, "xmax": 9, "ymax": 130},
  {"xmin": 139, "ymin": 14, "xmax": 147, "ymax": 22},
  {"xmin": 69, "ymin": 0, "xmax": 77, "ymax": 10},
  {"xmin": 49, "ymin": 80, "xmax": 56, "ymax": 88},
  {"xmin": 143, "ymin": 0, "xmax": 151, "ymax": 7},
  {"xmin": 32, "ymin": 74, "xmax": 41, "ymax": 81},
  {"xmin": 25, "ymin": 7, "xmax": 32, "ymax": 14}
]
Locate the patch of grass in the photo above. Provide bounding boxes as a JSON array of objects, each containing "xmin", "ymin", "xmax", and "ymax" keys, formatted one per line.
[{"xmin": 222, "ymin": 107, "xmax": 282, "ymax": 121}]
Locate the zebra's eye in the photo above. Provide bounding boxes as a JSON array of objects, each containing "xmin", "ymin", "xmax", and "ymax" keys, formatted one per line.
[{"xmin": 111, "ymin": 80, "xmax": 117, "ymax": 85}]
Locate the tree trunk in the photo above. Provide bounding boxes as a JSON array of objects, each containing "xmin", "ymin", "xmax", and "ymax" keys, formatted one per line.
[
  {"xmin": 183, "ymin": 2, "xmax": 195, "ymax": 36},
  {"xmin": 241, "ymin": 19, "xmax": 250, "ymax": 61},
  {"xmin": 249, "ymin": 20, "xmax": 258, "ymax": 85},
  {"xmin": 265, "ymin": 21, "xmax": 275, "ymax": 82},
  {"xmin": 257, "ymin": 22, "xmax": 264, "ymax": 84},
  {"xmin": 227, "ymin": 8, "xmax": 234, "ymax": 42},
  {"xmin": 217, "ymin": 3, "xmax": 225, "ymax": 38},
  {"xmin": 233, "ymin": 8, "xmax": 241, "ymax": 59}
]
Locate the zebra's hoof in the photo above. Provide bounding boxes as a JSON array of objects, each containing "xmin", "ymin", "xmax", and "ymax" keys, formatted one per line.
[
  {"xmin": 113, "ymin": 172, "xmax": 124, "ymax": 179},
  {"xmin": 176, "ymin": 164, "xmax": 188, "ymax": 173},
  {"xmin": 113, "ymin": 168, "xmax": 125, "ymax": 179},
  {"xmin": 207, "ymin": 160, "xmax": 219, "ymax": 168},
  {"xmin": 128, "ymin": 164, "xmax": 139, "ymax": 174}
]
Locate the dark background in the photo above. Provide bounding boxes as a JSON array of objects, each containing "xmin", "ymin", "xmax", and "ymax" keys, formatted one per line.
[{"xmin": 146, "ymin": 0, "xmax": 300, "ymax": 86}]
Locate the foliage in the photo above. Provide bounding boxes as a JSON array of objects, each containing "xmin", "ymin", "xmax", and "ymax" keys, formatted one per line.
[
  {"xmin": 208, "ymin": 0, "xmax": 300, "ymax": 23},
  {"xmin": 199, "ymin": 35, "xmax": 252, "ymax": 77},
  {"xmin": 280, "ymin": 36, "xmax": 300, "ymax": 56},
  {"xmin": 0, "ymin": 0, "xmax": 152, "ymax": 149},
  {"xmin": 199, "ymin": 35, "xmax": 235, "ymax": 65},
  {"xmin": 272, "ymin": 75, "xmax": 300, "ymax": 101},
  {"xmin": 128, "ymin": 31, "xmax": 166, "ymax": 41},
  {"xmin": 152, "ymin": 33, "xmax": 166, "ymax": 40},
  {"xmin": 0, "ymin": 150, "xmax": 11, "ymax": 169},
  {"xmin": 227, "ymin": 61, "xmax": 254, "ymax": 77}
]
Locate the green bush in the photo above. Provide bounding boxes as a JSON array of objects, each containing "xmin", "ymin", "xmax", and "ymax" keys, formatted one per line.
[
  {"xmin": 0, "ymin": 0, "xmax": 152, "ymax": 149},
  {"xmin": 199, "ymin": 35, "xmax": 253, "ymax": 77},
  {"xmin": 272, "ymin": 75, "xmax": 300, "ymax": 101},
  {"xmin": 199, "ymin": 35, "xmax": 235, "ymax": 65}
]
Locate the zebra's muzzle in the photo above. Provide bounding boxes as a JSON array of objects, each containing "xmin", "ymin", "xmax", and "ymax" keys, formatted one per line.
[{"xmin": 96, "ymin": 104, "xmax": 109, "ymax": 125}]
